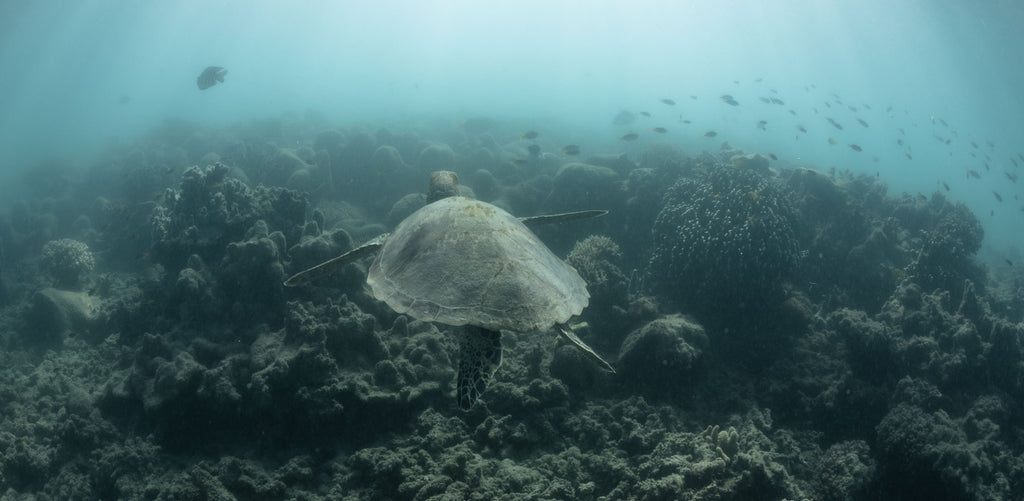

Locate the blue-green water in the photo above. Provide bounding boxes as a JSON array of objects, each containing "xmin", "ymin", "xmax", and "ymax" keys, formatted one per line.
[{"xmin": 3, "ymin": 1, "xmax": 1021, "ymax": 253}]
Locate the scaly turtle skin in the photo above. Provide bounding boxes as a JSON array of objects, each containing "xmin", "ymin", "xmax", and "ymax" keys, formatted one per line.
[{"xmin": 285, "ymin": 171, "xmax": 613, "ymax": 410}]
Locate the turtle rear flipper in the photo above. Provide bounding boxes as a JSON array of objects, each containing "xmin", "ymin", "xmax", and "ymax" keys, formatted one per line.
[
  {"xmin": 520, "ymin": 210, "xmax": 607, "ymax": 227},
  {"xmin": 283, "ymin": 234, "xmax": 388, "ymax": 286},
  {"xmin": 556, "ymin": 323, "xmax": 615, "ymax": 373},
  {"xmin": 457, "ymin": 328, "xmax": 503, "ymax": 410}
]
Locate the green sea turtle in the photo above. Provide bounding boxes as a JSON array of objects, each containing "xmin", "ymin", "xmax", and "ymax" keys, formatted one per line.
[{"xmin": 285, "ymin": 170, "xmax": 614, "ymax": 410}]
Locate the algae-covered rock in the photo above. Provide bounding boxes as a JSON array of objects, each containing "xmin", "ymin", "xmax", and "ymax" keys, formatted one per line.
[
  {"xmin": 730, "ymin": 153, "xmax": 770, "ymax": 173},
  {"xmin": 617, "ymin": 315, "xmax": 708, "ymax": 395},
  {"xmin": 25, "ymin": 288, "xmax": 101, "ymax": 346}
]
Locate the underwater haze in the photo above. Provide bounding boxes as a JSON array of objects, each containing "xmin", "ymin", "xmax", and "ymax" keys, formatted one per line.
[
  {"xmin": 6, "ymin": 1, "xmax": 1024, "ymax": 499},
  {"xmin": 3, "ymin": 1, "xmax": 1024, "ymax": 249}
]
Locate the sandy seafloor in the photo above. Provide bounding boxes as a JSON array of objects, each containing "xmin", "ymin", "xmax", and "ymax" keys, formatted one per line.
[{"xmin": 1, "ymin": 113, "xmax": 1023, "ymax": 501}]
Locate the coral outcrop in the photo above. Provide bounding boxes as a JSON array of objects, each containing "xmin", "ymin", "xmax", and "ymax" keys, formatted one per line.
[{"xmin": 650, "ymin": 165, "xmax": 800, "ymax": 316}]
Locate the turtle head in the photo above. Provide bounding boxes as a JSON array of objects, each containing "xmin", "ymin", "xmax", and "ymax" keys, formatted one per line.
[{"xmin": 428, "ymin": 170, "xmax": 460, "ymax": 203}]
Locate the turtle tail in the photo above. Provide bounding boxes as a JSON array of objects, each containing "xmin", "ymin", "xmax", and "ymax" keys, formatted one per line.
[{"xmin": 457, "ymin": 328, "xmax": 502, "ymax": 410}]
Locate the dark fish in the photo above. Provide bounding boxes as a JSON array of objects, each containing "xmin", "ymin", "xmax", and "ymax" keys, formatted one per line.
[
  {"xmin": 826, "ymin": 117, "xmax": 843, "ymax": 130},
  {"xmin": 987, "ymin": 140, "xmax": 996, "ymax": 148},
  {"xmin": 1018, "ymin": 153, "xmax": 1024, "ymax": 162},
  {"xmin": 769, "ymin": 153, "xmax": 778, "ymax": 160},
  {"xmin": 941, "ymin": 180, "xmax": 950, "ymax": 191},
  {"xmin": 619, "ymin": 133, "xmax": 639, "ymax": 141},
  {"xmin": 197, "ymin": 66, "xmax": 227, "ymax": 90},
  {"xmin": 886, "ymin": 105, "xmax": 893, "ymax": 112},
  {"xmin": 796, "ymin": 125, "xmax": 807, "ymax": 133},
  {"xmin": 863, "ymin": 104, "xmax": 872, "ymax": 110},
  {"xmin": 970, "ymin": 141, "xmax": 979, "ymax": 149},
  {"xmin": 702, "ymin": 131, "xmax": 717, "ymax": 137},
  {"xmin": 993, "ymin": 191, "xmax": 1003, "ymax": 202},
  {"xmin": 527, "ymin": 144, "xmax": 541, "ymax": 156},
  {"xmin": 679, "ymin": 119, "xmax": 692, "ymax": 124},
  {"xmin": 1012, "ymin": 158, "xmax": 1019, "ymax": 168},
  {"xmin": 828, "ymin": 137, "xmax": 837, "ymax": 145},
  {"xmin": 939, "ymin": 118, "xmax": 948, "ymax": 127},
  {"xmin": 723, "ymin": 98, "xmax": 739, "ymax": 106},
  {"xmin": 905, "ymin": 152, "xmax": 913, "ymax": 160},
  {"xmin": 1005, "ymin": 259, "xmax": 1014, "ymax": 267},
  {"xmin": 612, "ymin": 110, "xmax": 637, "ymax": 125},
  {"xmin": 848, "ymin": 144, "xmax": 862, "ymax": 152},
  {"xmin": 651, "ymin": 127, "xmax": 668, "ymax": 133},
  {"xmin": 639, "ymin": 111, "xmax": 651, "ymax": 117},
  {"xmin": 945, "ymin": 139, "xmax": 952, "ymax": 145},
  {"xmin": 897, "ymin": 139, "xmax": 904, "ymax": 146},
  {"xmin": 857, "ymin": 118, "xmax": 869, "ymax": 128},
  {"xmin": 690, "ymin": 95, "xmax": 698, "ymax": 100},
  {"xmin": 984, "ymin": 162, "xmax": 990, "ymax": 171},
  {"xmin": 789, "ymin": 109, "xmax": 797, "ymax": 116},
  {"xmin": 521, "ymin": 130, "xmax": 539, "ymax": 139},
  {"xmin": 561, "ymin": 144, "xmax": 580, "ymax": 155},
  {"xmin": 965, "ymin": 168, "xmax": 981, "ymax": 179},
  {"xmin": 848, "ymin": 105, "xmax": 858, "ymax": 112},
  {"xmin": 660, "ymin": 98, "xmax": 676, "ymax": 105},
  {"xmin": 756, "ymin": 120, "xmax": 767, "ymax": 131},
  {"xmin": 898, "ymin": 128, "xmax": 905, "ymax": 135},
  {"xmin": 770, "ymin": 97, "xmax": 784, "ymax": 105},
  {"xmin": 758, "ymin": 96, "xmax": 772, "ymax": 104}
]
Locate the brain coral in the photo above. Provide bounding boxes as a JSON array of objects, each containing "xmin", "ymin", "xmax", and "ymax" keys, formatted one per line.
[{"xmin": 649, "ymin": 165, "xmax": 800, "ymax": 313}]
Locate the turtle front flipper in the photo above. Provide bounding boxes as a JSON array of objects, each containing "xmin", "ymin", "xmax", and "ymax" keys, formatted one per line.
[
  {"xmin": 556, "ymin": 323, "xmax": 615, "ymax": 373},
  {"xmin": 457, "ymin": 328, "xmax": 503, "ymax": 410},
  {"xmin": 283, "ymin": 233, "xmax": 388, "ymax": 286},
  {"xmin": 519, "ymin": 210, "xmax": 608, "ymax": 227}
]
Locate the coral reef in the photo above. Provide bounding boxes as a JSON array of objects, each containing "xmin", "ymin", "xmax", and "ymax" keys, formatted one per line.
[
  {"xmin": 39, "ymin": 238, "xmax": 95, "ymax": 288},
  {"xmin": 812, "ymin": 440, "xmax": 875, "ymax": 501},
  {"xmin": 903, "ymin": 193, "xmax": 985, "ymax": 296},
  {"xmin": 417, "ymin": 143, "xmax": 456, "ymax": 173},
  {"xmin": 150, "ymin": 162, "xmax": 307, "ymax": 273},
  {"xmin": 471, "ymin": 168, "xmax": 501, "ymax": 202},
  {"xmin": 2, "ymin": 114, "xmax": 1024, "ymax": 500},
  {"xmin": 566, "ymin": 235, "xmax": 630, "ymax": 343},
  {"xmin": 650, "ymin": 165, "xmax": 800, "ymax": 317},
  {"xmin": 545, "ymin": 162, "xmax": 622, "ymax": 215}
]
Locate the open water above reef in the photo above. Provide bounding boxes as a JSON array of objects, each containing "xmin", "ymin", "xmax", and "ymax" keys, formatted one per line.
[{"xmin": 3, "ymin": 2, "xmax": 1024, "ymax": 499}]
